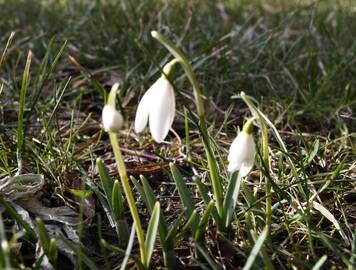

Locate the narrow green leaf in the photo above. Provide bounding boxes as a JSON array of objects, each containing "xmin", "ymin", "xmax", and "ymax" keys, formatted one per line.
[
  {"xmin": 130, "ymin": 176, "xmax": 150, "ymax": 208},
  {"xmin": 195, "ymin": 200, "xmax": 214, "ymax": 241},
  {"xmin": 36, "ymin": 218, "xmax": 50, "ymax": 252},
  {"xmin": 0, "ymin": 214, "xmax": 11, "ymax": 268},
  {"xmin": 101, "ymin": 237, "xmax": 145, "ymax": 269},
  {"xmin": 194, "ymin": 241, "xmax": 219, "ymax": 270},
  {"xmin": 0, "ymin": 198, "xmax": 36, "ymax": 241},
  {"xmin": 48, "ymin": 239, "xmax": 58, "ymax": 264},
  {"xmin": 176, "ymin": 210, "xmax": 199, "ymax": 240},
  {"xmin": 307, "ymin": 139, "xmax": 319, "ymax": 165},
  {"xmin": 69, "ymin": 189, "xmax": 93, "ymax": 198},
  {"xmin": 350, "ymin": 230, "xmax": 356, "ymax": 269},
  {"xmin": 60, "ymin": 236, "xmax": 99, "ymax": 270},
  {"xmin": 223, "ymin": 171, "xmax": 242, "ymax": 228},
  {"xmin": 312, "ymin": 255, "xmax": 327, "ymax": 270},
  {"xmin": 145, "ymin": 202, "xmax": 160, "ymax": 267},
  {"xmin": 193, "ymin": 177, "xmax": 211, "ymax": 205},
  {"xmin": 0, "ymin": 31, "xmax": 15, "ymax": 71},
  {"xmin": 140, "ymin": 175, "xmax": 169, "ymax": 239},
  {"xmin": 50, "ymin": 40, "xmax": 68, "ymax": 73},
  {"xmin": 243, "ymin": 226, "xmax": 269, "ymax": 270},
  {"xmin": 27, "ymin": 39, "xmax": 67, "ymax": 120},
  {"xmin": 120, "ymin": 223, "xmax": 136, "ymax": 270},
  {"xmin": 194, "ymin": 177, "xmax": 219, "ymax": 223},
  {"xmin": 313, "ymin": 201, "xmax": 349, "ymax": 244},
  {"xmin": 170, "ymin": 163, "xmax": 199, "ymax": 231},
  {"xmin": 97, "ymin": 158, "xmax": 114, "ymax": 208},
  {"xmin": 112, "ymin": 180, "xmax": 124, "ymax": 220},
  {"xmin": 17, "ymin": 50, "xmax": 32, "ymax": 174},
  {"xmin": 165, "ymin": 210, "xmax": 186, "ymax": 244},
  {"xmin": 240, "ymin": 181, "xmax": 256, "ymax": 207},
  {"xmin": 140, "ymin": 175, "xmax": 157, "ymax": 211}
]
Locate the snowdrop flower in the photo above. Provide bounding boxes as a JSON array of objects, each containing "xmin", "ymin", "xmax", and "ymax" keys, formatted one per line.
[
  {"xmin": 228, "ymin": 118, "xmax": 256, "ymax": 177},
  {"xmin": 135, "ymin": 60, "xmax": 178, "ymax": 143},
  {"xmin": 102, "ymin": 105, "xmax": 123, "ymax": 133},
  {"xmin": 102, "ymin": 83, "xmax": 124, "ymax": 133}
]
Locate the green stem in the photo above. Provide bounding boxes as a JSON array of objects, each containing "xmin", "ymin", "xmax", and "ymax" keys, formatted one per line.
[
  {"xmin": 151, "ymin": 31, "xmax": 224, "ymax": 228},
  {"xmin": 261, "ymin": 122, "xmax": 272, "ymax": 233},
  {"xmin": 241, "ymin": 92, "xmax": 271, "ymax": 233},
  {"xmin": 109, "ymin": 132, "xmax": 147, "ymax": 266}
]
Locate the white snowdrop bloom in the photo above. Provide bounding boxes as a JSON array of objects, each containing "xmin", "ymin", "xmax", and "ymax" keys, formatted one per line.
[
  {"xmin": 102, "ymin": 104, "xmax": 124, "ymax": 133},
  {"xmin": 228, "ymin": 120, "xmax": 256, "ymax": 176},
  {"xmin": 134, "ymin": 76, "xmax": 175, "ymax": 143}
]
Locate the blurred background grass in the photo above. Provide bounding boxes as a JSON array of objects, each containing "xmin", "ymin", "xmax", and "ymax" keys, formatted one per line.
[{"xmin": 1, "ymin": 0, "xmax": 355, "ymax": 135}]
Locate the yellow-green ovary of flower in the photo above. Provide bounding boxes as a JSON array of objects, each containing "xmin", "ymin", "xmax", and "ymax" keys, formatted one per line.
[
  {"xmin": 134, "ymin": 76, "xmax": 175, "ymax": 143},
  {"xmin": 102, "ymin": 104, "xmax": 124, "ymax": 133},
  {"xmin": 227, "ymin": 127, "xmax": 256, "ymax": 177}
]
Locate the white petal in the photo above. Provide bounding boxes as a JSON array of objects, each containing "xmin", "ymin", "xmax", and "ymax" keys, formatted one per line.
[
  {"xmin": 102, "ymin": 105, "xmax": 123, "ymax": 133},
  {"xmin": 148, "ymin": 78, "xmax": 175, "ymax": 143},
  {"xmin": 228, "ymin": 161, "xmax": 241, "ymax": 173},
  {"xmin": 227, "ymin": 131, "xmax": 256, "ymax": 175},
  {"xmin": 134, "ymin": 84, "xmax": 155, "ymax": 133},
  {"xmin": 239, "ymin": 161, "xmax": 254, "ymax": 177}
]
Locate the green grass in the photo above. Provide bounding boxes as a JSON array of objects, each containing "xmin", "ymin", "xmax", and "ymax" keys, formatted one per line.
[{"xmin": 0, "ymin": 0, "xmax": 355, "ymax": 269}]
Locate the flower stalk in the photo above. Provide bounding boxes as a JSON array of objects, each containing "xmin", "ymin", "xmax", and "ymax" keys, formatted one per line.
[
  {"xmin": 240, "ymin": 92, "xmax": 271, "ymax": 233},
  {"xmin": 105, "ymin": 84, "xmax": 147, "ymax": 266},
  {"xmin": 151, "ymin": 31, "xmax": 224, "ymax": 228},
  {"xmin": 108, "ymin": 132, "xmax": 147, "ymax": 264}
]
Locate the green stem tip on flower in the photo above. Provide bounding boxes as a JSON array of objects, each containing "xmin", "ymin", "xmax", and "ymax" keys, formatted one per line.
[
  {"xmin": 107, "ymin": 82, "xmax": 120, "ymax": 107},
  {"xmin": 242, "ymin": 117, "xmax": 256, "ymax": 135},
  {"xmin": 162, "ymin": 58, "xmax": 180, "ymax": 79}
]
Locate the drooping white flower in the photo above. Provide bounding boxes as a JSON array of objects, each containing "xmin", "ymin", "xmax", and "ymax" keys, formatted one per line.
[
  {"xmin": 134, "ymin": 76, "xmax": 175, "ymax": 143},
  {"xmin": 102, "ymin": 104, "xmax": 123, "ymax": 133},
  {"xmin": 228, "ymin": 119, "xmax": 256, "ymax": 176}
]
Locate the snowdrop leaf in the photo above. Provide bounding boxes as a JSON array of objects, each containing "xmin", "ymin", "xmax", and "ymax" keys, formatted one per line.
[
  {"xmin": 145, "ymin": 202, "xmax": 160, "ymax": 267},
  {"xmin": 223, "ymin": 171, "xmax": 242, "ymax": 228}
]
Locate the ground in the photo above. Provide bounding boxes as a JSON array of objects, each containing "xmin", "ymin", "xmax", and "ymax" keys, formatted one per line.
[{"xmin": 0, "ymin": 0, "xmax": 355, "ymax": 269}]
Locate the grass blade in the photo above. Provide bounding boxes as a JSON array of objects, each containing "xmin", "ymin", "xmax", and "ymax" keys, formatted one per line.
[
  {"xmin": 193, "ymin": 177, "xmax": 219, "ymax": 222},
  {"xmin": 139, "ymin": 175, "xmax": 177, "ymax": 267},
  {"xmin": 17, "ymin": 50, "xmax": 32, "ymax": 174},
  {"xmin": 112, "ymin": 180, "xmax": 124, "ymax": 220},
  {"xmin": 0, "ymin": 31, "xmax": 15, "ymax": 71},
  {"xmin": 35, "ymin": 218, "xmax": 50, "ymax": 251},
  {"xmin": 112, "ymin": 180, "xmax": 129, "ymax": 243},
  {"xmin": 312, "ymin": 255, "xmax": 327, "ymax": 270},
  {"xmin": 195, "ymin": 200, "xmax": 214, "ymax": 241},
  {"xmin": 48, "ymin": 239, "xmax": 58, "ymax": 265},
  {"xmin": 60, "ymin": 236, "xmax": 99, "ymax": 270},
  {"xmin": 0, "ymin": 198, "xmax": 36, "ymax": 241},
  {"xmin": 223, "ymin": 171, "xmax": 242, "ymax": 229},
  {"xmin": 243, "ymin": 226, "xmax": 269, "ymax": 270},
  {"xmin": 350, "ymin": 230, "xmax": 356, "ymax": 270},
  {"xmin": 170, "ymin": 163, "xmax": 199, "ymax": 231},
  {"xmin": 120, "ymin": 223, "xmax": 136, "ymax": 270},
  {"xmin": 101, "ymin": 237, "xmax": 144, "ymax": 270},
  {"xmin": 97, "ymin": 159, "xmax": 114, "ymax": 206},
  {"xmin": 0, "ymin": 214, "xmax": 11, "ymax": 269},
  {"xmin": 176, "ymin": 210, "xmax": 199, "ymax": 240},
  {"xmin": 194, "ymin": 241, "xmax": 219, "ymax": 270},
  {"xmin": 313, "ymin": 201, "xmax": 349, "ymax": 244},
  {"xmin": 130, "ymin": 176, "xmax": 149, "ymax": 207},
  {"xmin": 145, "ymin": 202, "xmax": 160, "ymax": 268},
  {"xmin": 165, "ymin": 210, "xmax": 186, "ymax": 244}
]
